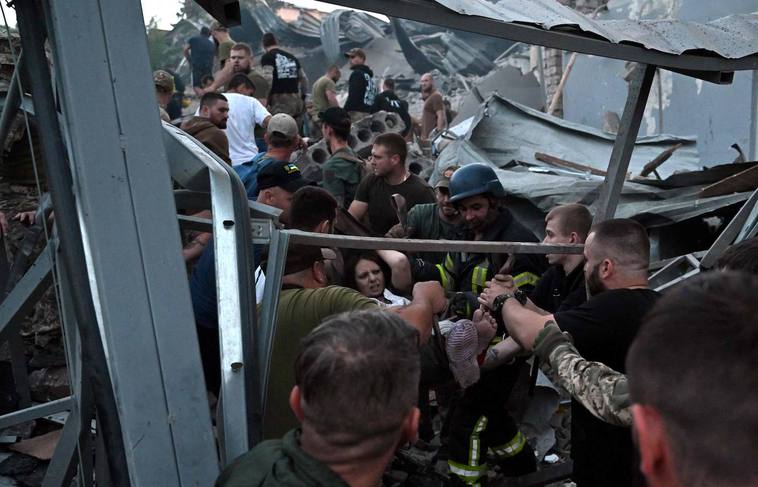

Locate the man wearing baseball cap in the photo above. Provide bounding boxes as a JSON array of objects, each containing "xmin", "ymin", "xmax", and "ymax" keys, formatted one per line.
[
  {"xmin": 210, "ymin": 22, "xmax": 235, "ymax": 69},
  {"xmin": 190, "ymin": 159, "xmax": 310, "ymax": 395},
  {"xmin": 153, "ymin": 69, "xmax": 174, "ymax": 122},
  {"xmin": 255, "ymin": 160, "xmax": 310, "ymax": 213},
  {"xmin": 234, "ymin": 113, "xmax": 302, "ymax": 200},
  {"xmin": 387, "ymin": 165, "xmax": 464, "ymax": 264},
  {"xmin": 343, "ymin": 48, "xmax": 376, "ymax": 122},
  {"xmin": 319, "ymin": 107, "xmax": 364, "ymax": 208},
  {"xmin": 257, "ymin": 241, "xmax": 447, "ymax": 440}
]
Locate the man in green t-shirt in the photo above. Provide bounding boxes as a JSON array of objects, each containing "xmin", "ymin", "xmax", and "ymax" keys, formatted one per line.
[
  {"xmin": 312, "ymin": 65, "xmax": 341, "ymax": 114},
  {"xmin": 310, "ymin": 65, "xmax": 341, "ymax": 138},
  {"xmin": 387, "ymin": 165, "xmax": 463, "ymax": 264},
  {"xmin": 211, "ymin": 22, "xmax": 235, "ymax": 69},
  {"xmin": 261, "ymin": 244, "xmax": 446, "ymax": 439},
  {"xmin": 319, "ymin": 107, "xmax": 364, "ymax": 209}
]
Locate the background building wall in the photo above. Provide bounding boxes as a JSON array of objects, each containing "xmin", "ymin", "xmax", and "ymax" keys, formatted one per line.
[{"xmin": 563, "ymin": 0, "xmax": 757, "ymax": 166}]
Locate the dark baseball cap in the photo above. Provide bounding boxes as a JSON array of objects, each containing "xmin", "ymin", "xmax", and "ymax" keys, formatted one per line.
[
  {"xmin": 435, "ymin": 165, "xmax": 459, "ymax": 189},
  {"xmin": 257, "ymin": 161, "xmax": 310, "ymax": 193},
  {"xmin": 284, "ymin": 245, "xmax": 337, "ymax": 275},
  {"xmin": 318, "ymin": 107, "xmax": 351, "ymax": 131}
]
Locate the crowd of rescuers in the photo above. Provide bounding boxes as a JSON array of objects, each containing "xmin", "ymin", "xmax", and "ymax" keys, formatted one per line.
[
  {"xmin": 156, "ymin": 34, "xmax": 445, "ymax": 152},
  {"xmin": 155, "ymin": 31, "xmax": 758, "ymax": 487}
]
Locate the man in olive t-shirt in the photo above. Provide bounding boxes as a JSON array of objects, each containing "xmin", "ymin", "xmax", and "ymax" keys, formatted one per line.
[
  {"xmin": 210, "ymin": 22, "xmax": 235, "ymax": 69},
  {"xmin": 310, "ymin": 65, "xmax": 341, "ymax": 138},
  {"xmin": 348, "ymin": 133, "xmax": 434, "ymax": 235},
  {"xmin": 312, "ymin": 65, "xmax": 341, "ymax": 114},
  {"xmin": 261, "ymin": 244, "xmax": 445, "ymax": 439},
  {"xmin": 420, "ymin": 72, "xmax": 446, "ymax": 140}
]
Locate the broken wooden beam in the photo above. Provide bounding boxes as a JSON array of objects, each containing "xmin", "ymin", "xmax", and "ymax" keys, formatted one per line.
[
  {"xmin": 699, "ymin": 162, "xmax": 758, "ymax": 198},
  {"xmin": 640, "ymin": 143, "xmax": 683, "ymax": 178},
  {"xmin": 535, "ymin": 152, "xmax": 607, "ymax": 177}
]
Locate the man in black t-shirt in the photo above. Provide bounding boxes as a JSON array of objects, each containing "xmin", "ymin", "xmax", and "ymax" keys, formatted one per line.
[
  {"xmin": 343, "ymin": 48, "xmax": 376, "ymax": 122},
  {"xmin": 260, "ymin": 33, "xmax": 306, "ymax": 127},
  {"xmin": 348, "ymin": 133, "xmax": 434, "ymax": 235},
  {"xmin": 530, "ymin": 203, "xmax": 592, "ymax": 313},
  {"xmin": 481, "ymin": 218, "xmax": 659, "ymax": 487},
  {"xmin": 183, "ymin": 26, "xmax": 215, "ymax": 96},
  {"xmin": 373, "ymin": 78, "xmax": 412, "ymax": 137}
]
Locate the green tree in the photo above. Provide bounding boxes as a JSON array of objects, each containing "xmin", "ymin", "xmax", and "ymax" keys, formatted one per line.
[{"xmin": 145, "ymin": 16, "xmax": 181, "ymax": 71}]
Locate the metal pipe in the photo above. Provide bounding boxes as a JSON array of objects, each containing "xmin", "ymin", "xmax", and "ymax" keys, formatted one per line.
[
  {"xmin": 14, "ymin": 2, "xmax": 129, "ymax": 485},
  {"xmin": 285, "ymin": 230, "xmax": 584, "ymax": 254}
]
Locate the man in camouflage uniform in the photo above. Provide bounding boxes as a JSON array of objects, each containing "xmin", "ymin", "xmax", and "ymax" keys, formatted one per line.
[
  {"xmin": 318, "ymin": 107, "xmax": 364, "ymax": 209},
  {"xmin": 517, "ymin": 236, "xmax": 758, "ymax": 431},
  {"xmin": 153, "ymin": 69, "xmax": 174, "ymax": 122}
]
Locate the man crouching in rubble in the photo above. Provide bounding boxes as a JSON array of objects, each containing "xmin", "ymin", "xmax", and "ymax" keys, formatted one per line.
[{"xmin": 216, "ymin": 310, "xmax": 422, "ymax": 487}]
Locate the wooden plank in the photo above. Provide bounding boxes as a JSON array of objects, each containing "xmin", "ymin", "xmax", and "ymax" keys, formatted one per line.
[
  {"xmin": 535, "ymin": 152, "xmax": 607, "ymax": 177},
  {"xmin": 699, "ymin": 163, "xmax": 758, "ymax": 198},
  {"xmin": 640, "ymin": 143, "xmax": 683, "ymax": 177}
]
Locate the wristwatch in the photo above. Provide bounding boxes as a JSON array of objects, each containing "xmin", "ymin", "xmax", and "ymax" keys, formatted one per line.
[
  {"xmin": 492, "ymin": 293, "xmax": 511, "ymax": 316},
  {"xmin": 492, "ymin": 293, "xmax": 512, "ymax": 331}
]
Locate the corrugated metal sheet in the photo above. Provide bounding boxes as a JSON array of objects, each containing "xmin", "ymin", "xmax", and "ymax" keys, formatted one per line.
[
  {"xmin": 452, "ymin": 93, "xmax": 700, "ymax": 177},
  {"xmin": 427, "ymin": 94, "xmax": 754, "ymax": 231},
  {"xmin": 435, "ymin": 0, "xmax": 758, "ymax": 59},
  {"xmin": 321, "ymin": 9, "xmax": 387, "ymax": 63},
  {"xmin": 434, "ymin": 138, "xmax": 748, "ymax": 230}
]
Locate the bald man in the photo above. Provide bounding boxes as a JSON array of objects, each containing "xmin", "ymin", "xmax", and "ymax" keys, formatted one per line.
[{"xmin": 420, "ymin": 73, "xmax": 445, "ymax": 140}]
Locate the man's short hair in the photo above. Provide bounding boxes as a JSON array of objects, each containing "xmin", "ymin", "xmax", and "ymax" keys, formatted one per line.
[
  {"xmin": 199, "ymin": 92, "xmax": 227, "ymax": 110},
  {"xmin": 289, "ymin": 187, "xmax": 337, "ymax": 231},
  {"xmin": 200, "ymin": 26, "xmax": 210, "ymax": 37},
  {"xmin": 627, "ymin": 271, "xmax": 758, "ymax": 486},
  {"xmin": 262, "ymin": 33, "xmax": 277, "ymax": 48},
  {"xmin": 383, "ymin": 78, "xmax": 395, "ymax": 90},
  {"xmin": 546, "ymin": 203, "xmax": 593, "ymax": 242},
  {"xmin": 228, "ymin": 73, "xmax": 255, "ymax": 92},
  {"xmin": 590, "ymin": 218, "xmax": 649, "ymax": 272},
  {"xmin": 373, "ymin": 133, "xmax": 407, "ymax": 165},
  {"xmin": 210, "ymin": 21, "xmax": 228, "ymax": 32},
  {"xmin": 295, "ymin": 310, "xmax": 420, "ymax": 453},
  {"xmin": 231, "ymin": 42, "xmax": 252, "ymax": 56},
  {"xmin": 716, "ymin": 238, "xmax": 758, "ymax": 274}
]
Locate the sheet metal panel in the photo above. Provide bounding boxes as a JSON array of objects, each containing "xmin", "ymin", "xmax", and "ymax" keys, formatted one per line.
[{"xmin": 436, "ymin": 0, "xmax": 758, "ymax": 59}]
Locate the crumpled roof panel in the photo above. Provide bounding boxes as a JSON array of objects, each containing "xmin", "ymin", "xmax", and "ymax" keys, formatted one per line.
[{"xmin": 434, "ymin": 0, "xmax": 758, "ymax": 59}]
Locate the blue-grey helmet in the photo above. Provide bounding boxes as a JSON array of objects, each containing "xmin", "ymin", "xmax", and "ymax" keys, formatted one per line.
[{"xmin": 448, "ymin": 163, "xmax": 505, "ymax": 203}]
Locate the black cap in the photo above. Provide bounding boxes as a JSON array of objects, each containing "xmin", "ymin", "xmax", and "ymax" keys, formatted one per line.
[
  {"xmin": 257, "ymin": 161, "xmax": 310, "ymax": 193},
  {"xmin": 318, "ymin": 107, "xmax": 351, "ymax": 131},
  {"xmin": 260, "ymin": 244, "xmax": 336, "ymax": 275}
]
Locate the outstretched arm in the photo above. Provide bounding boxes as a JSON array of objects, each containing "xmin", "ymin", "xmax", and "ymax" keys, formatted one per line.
[
  {"xmin": 535, "ymin": 322, "xmax": 632, "ymax": 427},
  {"xmin": 377, "ymin": 249, "xmax": 412, "ymax": 294},
  {"xmin": 387, "ymin": 281, "xmax": 446, "ymax": 344}
]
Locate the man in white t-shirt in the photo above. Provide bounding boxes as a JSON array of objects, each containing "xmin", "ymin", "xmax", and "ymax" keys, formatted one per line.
[{"xmin": 224, "ymin": 73, "xmax": 272, "ymax": 166}]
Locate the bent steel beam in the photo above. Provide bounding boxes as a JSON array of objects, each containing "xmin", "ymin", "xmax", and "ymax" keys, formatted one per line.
[
  {"xmin": 42, "ymin": 0, "xmax": 218, "ymax": 483},
  {"xmin": 594, "ymin": 64, "xmax": 656, "ymax": 223}
]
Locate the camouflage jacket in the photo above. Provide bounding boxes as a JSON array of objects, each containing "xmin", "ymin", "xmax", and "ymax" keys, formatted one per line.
[{"xmin": 534, "ymin": 322, "xmax": 632, "ymax": 427}]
